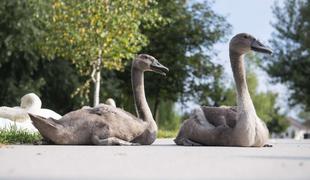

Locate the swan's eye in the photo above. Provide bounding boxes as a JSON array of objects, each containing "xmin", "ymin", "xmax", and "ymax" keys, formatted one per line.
[{"xmin": 244, "ymin": 35, "xmax": 249, "ymax": 39}]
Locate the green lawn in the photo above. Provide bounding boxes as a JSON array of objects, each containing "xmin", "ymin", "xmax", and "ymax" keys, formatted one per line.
[
  {"xmin": 157, "ymin": 129, "xmax": 178, "ymax": 138},
  {"xmin": 0, "ymin": 126, "xmax": 42, "ymax": 144}
]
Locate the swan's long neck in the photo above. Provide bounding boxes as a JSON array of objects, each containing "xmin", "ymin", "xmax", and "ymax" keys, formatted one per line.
[
  {"xmin": 229, "ymin": 51, "xmax": 256, "ymax": 112},
  {"xmin": 230, "ymin": 50, "xmax": 263, "ymax": 146},
  {"xmin": 131, "ymin": 66, "xmax": 155, "ymax": 124}
]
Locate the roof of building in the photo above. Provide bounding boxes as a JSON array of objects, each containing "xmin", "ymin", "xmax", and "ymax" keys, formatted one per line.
[{"xmin": 287, "ymin": 117, "xmax": 306, "ymax": 130}]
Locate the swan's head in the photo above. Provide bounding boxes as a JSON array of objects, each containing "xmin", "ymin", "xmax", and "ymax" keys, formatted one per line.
[
  {"xmin": 20, "ymin": 93, "xmax": 42, "ymax": 111},
  {"xmin": 105, "ymin": 98, "xmax": 116, "ymax": 107},
  {"xmin": 229, "ymin": 33, "xmax": 272, "ymax": 55},
  {"xmin": 133, "ymin": 54, "xmax": 169, "ymax": 76}
]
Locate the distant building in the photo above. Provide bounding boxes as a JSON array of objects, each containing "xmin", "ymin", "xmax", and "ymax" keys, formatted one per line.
[{"xmin": 272, "ymin": 117, "xmax": 310, "ymax": 139}]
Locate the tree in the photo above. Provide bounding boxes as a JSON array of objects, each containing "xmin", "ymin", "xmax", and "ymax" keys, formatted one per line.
[
  {"xmin": 157, "ymin": 101, "xmax": 181, "ymax": 130},
  {"xmin": 36, "ymin": 59, "xmax": 85, "ymax": 114},
  {"xmin": 147, "ymin": 0, "xmax": 230, "ymax": 118},
  {"xmin": 35, "ymin": 0, "xmax": 161, "ymax": 106},
  {"xmin": 139, "ymin": 0, "xmax": 231, "ymax": 120},
  {"xmin": 94, "ymin": 0, "xmax": 231, "ymax": 127},
  {"xmin": 265, "ymin": 0, "xmax": 310, "ymax": 110},
  {"xmin": 0, "ymin": 0, "xmax": 87, "ymax": 113},
  {"xmin": 0, "ymin": 0, "xmax": 45, "ymax": 106}
]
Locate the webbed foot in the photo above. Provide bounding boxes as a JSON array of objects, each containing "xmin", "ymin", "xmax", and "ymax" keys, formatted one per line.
[
  {"xmin": 263, "ymin": 144, "xmax": 273, "ymax": 147},
  {"xmin": 92, "ymin": 136, "xmax": 137, "ymax": 146},
  {"xmin": 183, "ymin": 139, "xmax": 202, "ymax": 146}
]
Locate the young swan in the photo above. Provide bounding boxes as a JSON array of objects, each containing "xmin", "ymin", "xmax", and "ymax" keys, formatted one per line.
[
  {"xmin": 29, "ymin": 54, "xmax": 169, "ymax": 145},
  {"xmin": 175, "ymin": 33, "xmax": 272, "ymax": 147}
]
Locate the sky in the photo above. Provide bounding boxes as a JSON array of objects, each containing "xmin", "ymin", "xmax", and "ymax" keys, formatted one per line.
[
  {"xmin": 213, "ymin": 0, "xmax": 276, "ymax": 39},
  {"xmin": 183, "ymin": 0, "xmax": 299, "ymax": 117}
]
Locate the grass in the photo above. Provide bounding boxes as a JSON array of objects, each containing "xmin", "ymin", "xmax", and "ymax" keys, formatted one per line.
[
  {"xmin": 0, "ymin": 126, "xmax": 42, "ymax": 144},
  {"xmin": 157, "ymin": 129, "xmax": 178, "ymax": 138}
]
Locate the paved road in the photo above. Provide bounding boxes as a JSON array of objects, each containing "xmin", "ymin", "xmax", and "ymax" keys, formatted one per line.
[{"xmin": 0, "ymin": 139, "xmax": 309, "ymax": 179}]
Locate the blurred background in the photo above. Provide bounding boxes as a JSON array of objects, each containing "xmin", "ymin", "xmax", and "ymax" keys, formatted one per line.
[{"xmin": 0, "ymin": 0, "xmax": 309, "ymax": 139}]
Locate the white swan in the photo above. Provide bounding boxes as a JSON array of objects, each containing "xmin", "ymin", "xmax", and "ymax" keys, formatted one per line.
[
  {"xmin": 0, "ymin": 93, "xmax": 62, "ymax": 122},
  {"xmin": 0, "ymin": 93, "xmax": 62, "ymax": 132},
  {"xmin": 82, "ymin": 98, "xmax": 117, "ymax": 110},
  {"xmin": 105, "ymin": 98, "xmax": 116, "ymax": 107},
  {"xmin": 0, "ymin": 118, "xmax": 38, "ymax": 132}
]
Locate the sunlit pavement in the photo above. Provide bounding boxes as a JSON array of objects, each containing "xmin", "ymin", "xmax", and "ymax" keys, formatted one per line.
[{"xmin": 0, "ymin": 139, "xmax": 309, "ymax": 179}]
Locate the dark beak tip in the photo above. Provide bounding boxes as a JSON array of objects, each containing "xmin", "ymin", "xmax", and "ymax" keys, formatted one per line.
[
  {"xmin": 150, "ymin": 63, "xmax": 169, "ymax": 76},
  {"xmin": 251, "ymin": 39, "xmax": 273, "ymax": 55},
  {"xmin": 161, "ymin": 68, "xmax": 169, "ymax": 76},
  {"xmin": 265, "ymin": 49, "xmax": 273, "ymax": 55}
]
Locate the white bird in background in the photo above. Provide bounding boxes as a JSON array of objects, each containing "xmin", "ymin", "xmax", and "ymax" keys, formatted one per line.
[{"xmin": 0, "ymin": 93, "xmax": 62, "ymax": 132}]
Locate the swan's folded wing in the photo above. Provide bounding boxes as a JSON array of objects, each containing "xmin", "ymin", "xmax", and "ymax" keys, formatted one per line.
[
  {"xmin": 87, "ymin": 104, "xmax": 141, "ymax": 122},
  {"xmin": 28, "ymin": 109, "xmax": 62, "ymax": 120},
  {"xmin": 0, "ymin": 107, "xmax": 30, "ymax": 122},
  {"xmin": 85, "ymin": 105, "xmax": 146, "ymax": 139},
  {"xmin": 201, "ymin": 106, "xmax": 237, "ymax": 128}
]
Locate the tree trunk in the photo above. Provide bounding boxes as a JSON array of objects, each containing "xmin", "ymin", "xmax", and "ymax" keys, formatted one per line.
[{"xmin": 92, "ymin": 48, "xmax": 102, "ymax": 107}]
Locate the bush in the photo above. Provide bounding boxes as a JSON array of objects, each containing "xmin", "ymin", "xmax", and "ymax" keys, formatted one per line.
[{"xmin": 157, "ymin": 129, "xmax": 178, "ymax": 138}]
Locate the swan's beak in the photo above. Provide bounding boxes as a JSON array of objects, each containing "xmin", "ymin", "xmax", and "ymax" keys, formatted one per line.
[
  {"xmin": 150, "ymin": 61, "xmax": 169, "ymax": 76},
  {"xmin": 251, "ymin": 39, "xmax": 273, "ymax": 54}
]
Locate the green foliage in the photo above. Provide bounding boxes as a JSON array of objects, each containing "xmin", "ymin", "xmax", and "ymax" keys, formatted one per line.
[
  {"xmin": 0, "ymin": 0, "xmax": 290, "ymax": 135},
  {"xmin": 0, "ymin": 0, "xmax": 46, "ymax": 106},
  {"xmin": 196, "ymin": 64, "xmax": 233, "ymax": 106},
  {"xmin": 266, "ymin": 108, "xmax": 289, "ymax": 133},
  {"xmin": 36, "ymin": 59, "xmax": 85, "ymax": 114},
  {"xmin": 0, "ymin": 0, "xmax": 44, "ymax": 65},
  {"xmin": 0, "ymin": 126, "xmax": 42, "ymax": 144},
  {"xmin": 110, "ymin": 0, "xmax": 231, "ymax": 123},
  {"xmin": 38, "ymin": 0, "xmax": 160, "ymax": 70},
  {"xmin": 265, "ymin": 0, "xmax": 310, "ymax": 110},
  {"xmin": 0, "ymin": 0, "xmax": 86, "ymax": 112},
  {"xmin": 31, "ymin": 0, "xmax": 162, "ymax": 104},
  {"xmin": 157, "ymin": 101, "xmax": 181, "ymax": 131},
  {"xmin": 157, "ymin": 129, "xmax": 178, "ymax": 138},
  {"xmin": 0, "ymin": 0, "xmax": 161, "ymax": 110},
  {"xmin": 253, "ymin": 87, "xmax": 289, "ymax": 133},
  {"xmin": 142, "ymin": 0, "xmax": 231, "ymax": 104}
]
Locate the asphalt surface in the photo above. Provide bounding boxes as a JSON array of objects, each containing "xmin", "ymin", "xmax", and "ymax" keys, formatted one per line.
[{"xmin": 0, "ymin": 139, "xmax": 309, "ymax": 179}]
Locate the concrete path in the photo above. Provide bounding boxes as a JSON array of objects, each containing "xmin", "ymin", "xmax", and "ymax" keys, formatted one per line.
[{"xmin": 0, "ymin": 139, "xmax": 309, "ymax": 179}]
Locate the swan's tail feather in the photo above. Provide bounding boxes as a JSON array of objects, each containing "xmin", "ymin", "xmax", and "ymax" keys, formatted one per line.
[
  {"xmin": 174, "ymin": 131, "xmax": 186, "ymax": 145},
  {"xmin": 28, "ymin": 113, "xmax": 60, "ymax": 142},
  {"xmin": 174, "ymin": 119, "xmax": 190, "ymax": 145},
  {"xmin": 174, "ymin": 108, "xmax": 215, "ymax": 146},
  {"xmin": 29, "ymin": 113, "xmax": 57, "ymax": 129},
  {"xmin": 174, "ymin": 126, "xmax": 183, "ymax": 145},
  {"xmin": 174, "ymin": 137, "xmax": 184, "ymax": 145}
]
